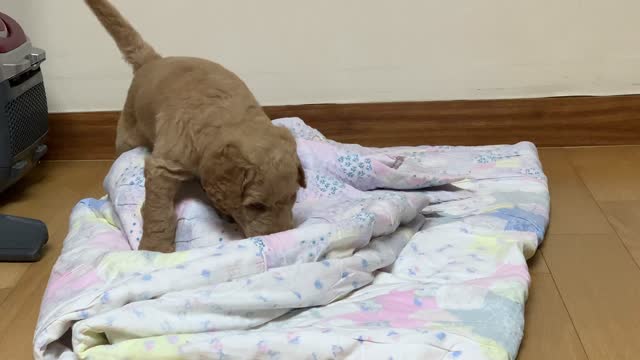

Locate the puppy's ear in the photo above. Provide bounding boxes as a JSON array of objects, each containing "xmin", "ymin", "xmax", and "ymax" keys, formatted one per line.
[
  {"xmin": 297, "ymin": 163, "xmax": 307, "ymax": 188},
  {"xmin": 204, "ymin": 143, "xmax": 251, "ymax": 206}
]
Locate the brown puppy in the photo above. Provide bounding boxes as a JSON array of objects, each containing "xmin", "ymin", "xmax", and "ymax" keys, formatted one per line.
[{"xmin": 85, "ymin": 0, "xmax": 306, "ymax": 253}]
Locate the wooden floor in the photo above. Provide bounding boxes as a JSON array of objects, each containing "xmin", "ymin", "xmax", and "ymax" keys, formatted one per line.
[{"xmin": 1, "ymin": 147, "xmax": 640, "ymax": 359}]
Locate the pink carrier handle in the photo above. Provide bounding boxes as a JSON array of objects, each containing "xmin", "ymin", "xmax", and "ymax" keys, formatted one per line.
[{"xmin": 0, "ymin": 11, "xmax": 28, "ymax": 54}]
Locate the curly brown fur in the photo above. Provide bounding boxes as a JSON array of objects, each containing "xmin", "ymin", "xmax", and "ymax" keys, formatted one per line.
[{"xmin": 85, "ymin": 0, "xmax": 306, "ymax": 253}]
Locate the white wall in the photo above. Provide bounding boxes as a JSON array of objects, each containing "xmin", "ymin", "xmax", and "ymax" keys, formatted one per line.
[{"xmin": 3, "ymin": 0, "xmax": 640, "ymax": 112}]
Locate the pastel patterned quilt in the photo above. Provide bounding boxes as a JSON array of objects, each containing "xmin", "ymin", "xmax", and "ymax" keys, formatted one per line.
[{"xmin": 34, "ymin": 118, "xmax": 549, "ymax": 360}]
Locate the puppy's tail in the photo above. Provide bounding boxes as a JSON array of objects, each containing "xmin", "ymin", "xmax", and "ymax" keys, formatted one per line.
[{"xmin": 85, "ymin": 0, "xmax": 161, "ymax": 71}]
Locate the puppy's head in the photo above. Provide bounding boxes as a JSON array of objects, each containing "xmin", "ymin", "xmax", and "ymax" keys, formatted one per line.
[{"xmin": 200, "ymin": 126, "xmax": 306, "ymax": 237}]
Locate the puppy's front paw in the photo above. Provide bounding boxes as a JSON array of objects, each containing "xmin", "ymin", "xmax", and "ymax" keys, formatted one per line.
[{"xmin": 138, "ymin": 237, "xmax": 176, "ymax": 253}]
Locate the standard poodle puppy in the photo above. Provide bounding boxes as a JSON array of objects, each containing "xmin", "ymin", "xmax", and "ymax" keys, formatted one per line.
[{"xmin": 85, "ymin": 0, "xmax": 306, "ymax": 253}]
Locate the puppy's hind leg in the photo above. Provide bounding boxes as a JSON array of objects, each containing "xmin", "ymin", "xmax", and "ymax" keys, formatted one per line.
[{"xmin": 115, "ymin": 99, "xmax": 146, "ymax": 156}]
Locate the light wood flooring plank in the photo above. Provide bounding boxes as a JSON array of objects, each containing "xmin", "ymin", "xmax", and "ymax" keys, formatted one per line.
[
  {"xmin": 518, "ymin": 273, "xmax": 588, "ymax": 360},
  {"xmin": 0, "ymin": 263, "xmax": 31, "ymax": 290},
  {"xmin": 542, "ymin": 234, "xmax": 640, "ymax": 360},
  {"xmin": 527, "ymin": 251, "xmax": 550, "ymax": 275},
  {"xmin": 538, "ymin": 148, "xmax": 613, "ymax": 234},
  {"xmin": 567, "ymin": 146, "xmax": 640, "ymax": 202},
  {"xmin": 599, "ymin": 201, "xmax": 640, "ymax": 267},
  {"xmin": 0, "ymin": 288, "xmax": 10, "ymax": 305}
]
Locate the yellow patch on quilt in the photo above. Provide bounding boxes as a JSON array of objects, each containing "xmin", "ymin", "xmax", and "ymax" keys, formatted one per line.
[
  {"xmin": 472, "ymin": 236, "xmax": 501, "ymax": 253},
  {"xmin": 496, "ymin": 158, "xmax": 521, "ymax": 168},
  {"xmin": 477, "ymin": 337, "xmax": 510, "ymax": 360},
  {"xmin": 472, "ymin": 235, "xmax": 515, "ymax": 260},
  {"xmin": 98, "ymin": 251, "xmax": 190, "ymax": 279},
  {"xmin": 80, "ymin": 335, "xmax": 190, "ymax": 360}
]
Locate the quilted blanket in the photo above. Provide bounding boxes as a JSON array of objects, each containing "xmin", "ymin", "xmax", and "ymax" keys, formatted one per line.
[{"xmin": 34, "ymin": 118, "xmax": 549, "ymax": 360}]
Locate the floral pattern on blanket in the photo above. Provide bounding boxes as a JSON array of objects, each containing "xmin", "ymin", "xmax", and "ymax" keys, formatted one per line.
[{"xmin": 34, "ymin": 118, "xmax": 548, "ymax": 360}]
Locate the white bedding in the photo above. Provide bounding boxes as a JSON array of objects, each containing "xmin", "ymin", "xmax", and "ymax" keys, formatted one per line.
[{"xmin": 34, "ymin": 118, "xmax": 549, "ymax": 360}]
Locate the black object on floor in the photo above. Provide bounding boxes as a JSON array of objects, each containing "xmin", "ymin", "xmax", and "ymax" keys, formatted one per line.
[{"xmin": 0, "ymin": 214, "xmax": 48, "ymax": 262}]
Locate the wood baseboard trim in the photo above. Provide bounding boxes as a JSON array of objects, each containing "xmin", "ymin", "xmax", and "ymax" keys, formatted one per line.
[{"xmin": 47, "ymin": 95, "xmax": 640, "ymax": 160}]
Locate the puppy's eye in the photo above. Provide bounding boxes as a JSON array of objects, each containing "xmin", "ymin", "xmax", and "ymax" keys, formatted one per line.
[{"xmin": 247, "ymin": 202, "xmax": 267, "ymax": 212}]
